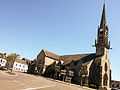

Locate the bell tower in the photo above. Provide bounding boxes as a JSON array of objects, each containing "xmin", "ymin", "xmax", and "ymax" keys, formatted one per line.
[
  {"xmin": 93, "ymin": 3, "xmax": 111, "ymax": 90},
  {"xmin": 95, "ymin": 4, "xmax": 110, "ymax": 56}
]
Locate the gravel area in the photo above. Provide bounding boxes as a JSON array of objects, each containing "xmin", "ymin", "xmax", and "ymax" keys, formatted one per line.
[{"xmin": 0, "ymin": 70, "xmax": 94, "ymax": 90}]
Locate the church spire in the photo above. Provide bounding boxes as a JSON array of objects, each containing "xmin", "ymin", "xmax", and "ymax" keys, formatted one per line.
[
  {"xmin": 100, "ymin": 3, "xmax": 106, "ymax": 28},
  {"xmin": 95, "ymin": 3, "xmax": 110, "ymax": 55}
]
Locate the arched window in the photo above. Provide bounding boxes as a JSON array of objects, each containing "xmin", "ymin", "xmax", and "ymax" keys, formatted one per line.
[
  {"xmin": 105, "ymin": 63, "xmax": 107, "ymax": 72},
  {"xmin": 103, "ymin": 73, "xmax": 108, "ymax": 86},
  {"xmin": 103, "ymin": 87, "xmax": 107, "ymax": 90}
]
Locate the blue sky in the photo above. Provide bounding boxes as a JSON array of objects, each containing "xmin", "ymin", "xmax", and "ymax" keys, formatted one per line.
[{"xmin": 0, "ymin": 0, "xmax": 119, "ymax": 80}]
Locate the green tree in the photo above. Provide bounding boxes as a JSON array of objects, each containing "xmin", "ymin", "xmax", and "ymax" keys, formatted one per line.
[
  {"xmin": 0, "ymin": 52, "xmax": 6, "ymax": 59},
  {"xmin": 6, "ymin": 53, "xmax": 20, "ymax": 72}
]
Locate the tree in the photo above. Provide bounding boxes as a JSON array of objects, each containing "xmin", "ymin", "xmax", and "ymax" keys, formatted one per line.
[
  {"xmin": 27, "ymin": 60, "xmax": 36, "ymax": 74},
  {"xmin": 6, "ymin": 53, "xmax": 20, "ymax": 71},
  {"xmin": 0, "ymin": 52, "xmax": 6, "ymax": 59}
]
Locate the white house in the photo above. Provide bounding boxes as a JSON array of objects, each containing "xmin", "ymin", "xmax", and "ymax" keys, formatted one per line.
[
  {"xmin": 12, "ymin": 59, "xmax": 28, "ymax": 72},
  {"xmin": 0, "ymin": 58, "xmax": 7, "ymax": 68}
]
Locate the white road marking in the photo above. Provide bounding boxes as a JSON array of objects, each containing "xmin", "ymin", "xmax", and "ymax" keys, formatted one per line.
[{"xmin": 22, "ymin": 85, "xmax": 56, "ymax": 90}]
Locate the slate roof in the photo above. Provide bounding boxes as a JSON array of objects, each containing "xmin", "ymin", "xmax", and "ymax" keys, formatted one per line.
[
  {"xmin": 40, "ymin": 49, "xmax": 96, "ymax": 65},
  {"xmin": 61, "ymin": 53, "xmax": 96, "ymax": 65},
  {"xmin": 15, "ymin": 59, "xmax": 27, "ymax": 65}
]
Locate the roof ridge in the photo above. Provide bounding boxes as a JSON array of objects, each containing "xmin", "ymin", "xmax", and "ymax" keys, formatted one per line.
[
  {"xmin": 42, "ymin": 49, "xmax": 59, "ymax": 56},
  {"xmin": 61, "ymin": 53, "xmax": 95, "ymax": 56}
]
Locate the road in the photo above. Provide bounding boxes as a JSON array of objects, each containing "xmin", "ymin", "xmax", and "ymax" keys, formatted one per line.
[{"xmin": 0, "ymin": 70, "xmax": 93, "ymax": 90}]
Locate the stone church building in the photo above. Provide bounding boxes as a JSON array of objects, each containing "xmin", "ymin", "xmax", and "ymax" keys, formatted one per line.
[{"xmin": 36, "ymin": 4, "xmax": 111, "ymax": 90}]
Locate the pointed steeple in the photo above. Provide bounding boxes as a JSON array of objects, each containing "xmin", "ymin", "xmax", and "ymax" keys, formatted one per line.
[
  {"xmin": 100, "ymin": 3, "xmax": 106, "ymax": 28},
  {"xmin": 95, "ymin": 2, "xmax": 111, "ymax": 55}
]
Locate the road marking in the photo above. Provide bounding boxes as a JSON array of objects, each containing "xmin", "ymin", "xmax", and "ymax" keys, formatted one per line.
[{"xmin": 22, "ymin": 85, "xmax": 56, "ymax": 90}]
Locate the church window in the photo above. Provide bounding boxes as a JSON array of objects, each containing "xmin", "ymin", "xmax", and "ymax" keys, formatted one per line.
[
  {"xmin": 103, "ymin": 73, "xmax": 108, "ymax": 86},
  {"xmin": 103, "ymin": 87, "xmax": 107, "ymax": 90},
  {"xmin": 109, "ymin": 70, "xmax": 112, "ymax": 88},
  {"xmin": 105, "ymin": 63, "xmax": 107, "ymax": 72}
]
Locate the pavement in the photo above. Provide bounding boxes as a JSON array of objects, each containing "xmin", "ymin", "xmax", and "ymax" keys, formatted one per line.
[{"xmin": 0, "ymin": 70, "xmax": 94, "ymax": 90}]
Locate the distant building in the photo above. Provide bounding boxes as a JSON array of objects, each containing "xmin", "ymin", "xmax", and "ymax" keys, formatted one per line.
[
  {"xmin": 12, "ymin": 59, "xmax": 28, "ymax": 72},
  {"xmin": 111, "ymin": 80, "xmax": 120, "ymax": 90},
  {"xmin": 36, "ymin": 4, "xmax": 111, "ymax": 90},
  {"xmin": 0, "ymin": 58, "xmax": 7, "ymax": 68}
]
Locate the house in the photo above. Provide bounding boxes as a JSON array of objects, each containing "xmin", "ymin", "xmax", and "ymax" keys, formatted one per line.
[
  {"xmin": 111, "ymin": 80, "xmax": 120, "ymax": 90},
  {"xmin": 0, "ymin": 58, "xmax": 7, "ymax": 68},
  {"xmin": 12, "ymin": 59, "xmax": 28, "ymax": 72}
]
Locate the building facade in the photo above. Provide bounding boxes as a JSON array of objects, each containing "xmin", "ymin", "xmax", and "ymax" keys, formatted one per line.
[
  {"xmin": 111, "ymin": 80, "xmax": 120, "ymax": 90},
  {"xmin": 12, "ymin": 59, "xmax": 28, "ymax": 72},
  {"xmin": 88, "ymin": 4, "xmax": 111, "ymax": 90},
  {"xmin": 36, "ymin": 49, "xmax": 62, "ymax": 75},
  {"xmin": 0, "ymin": 58, "xmax": 7, "ymax": 68},
  {"xmin": 36, "ymin": 4, "xmax": 111, "ymax": 90}
]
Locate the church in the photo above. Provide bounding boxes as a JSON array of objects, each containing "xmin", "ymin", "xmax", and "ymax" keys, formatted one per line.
[{"xmin": 36, "ymin": 3, "xmax": 111, "ymax": 90}]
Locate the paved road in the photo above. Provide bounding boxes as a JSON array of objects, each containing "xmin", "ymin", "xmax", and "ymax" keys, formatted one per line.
[{"xmin": 0, "ymin": 70, "xmax": 93, "ymax": 90}]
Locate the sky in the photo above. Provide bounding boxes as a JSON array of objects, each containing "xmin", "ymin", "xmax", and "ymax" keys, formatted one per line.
[{"xmin": 0, "ymin": 0, "xmax": 119, "ymax": 80}]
